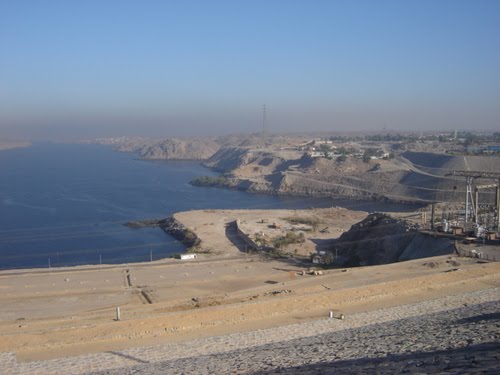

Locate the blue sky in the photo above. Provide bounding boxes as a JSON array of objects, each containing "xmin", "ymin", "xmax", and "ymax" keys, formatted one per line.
[{"xmin": 1, "ymin": 0, "xmax": 499, "ymax": 139}]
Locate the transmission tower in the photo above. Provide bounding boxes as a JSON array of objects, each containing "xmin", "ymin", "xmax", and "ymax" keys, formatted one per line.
[
  {"xmin": 448, "ymin": 170, "xmax": 500, "ymax": 231},
  {"xmin": 261, "ymin": 104, "xmax": 267, "ymax": 147}
]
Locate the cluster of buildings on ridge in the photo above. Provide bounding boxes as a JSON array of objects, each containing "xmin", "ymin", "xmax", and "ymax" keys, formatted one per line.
[{"xmin": 281, "ymin": 139, "xmax": 389, "ymax": 161}]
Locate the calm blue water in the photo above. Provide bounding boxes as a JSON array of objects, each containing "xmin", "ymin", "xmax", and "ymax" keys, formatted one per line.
[{"xmin": 0, "ymin": 143, "xmax": 417, "ymax": 270}]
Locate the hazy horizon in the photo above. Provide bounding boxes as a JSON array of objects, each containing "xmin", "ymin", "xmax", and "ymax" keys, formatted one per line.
[{"xmin": 1, "ymin": 0, "xmax": 499, "ymax": 141}]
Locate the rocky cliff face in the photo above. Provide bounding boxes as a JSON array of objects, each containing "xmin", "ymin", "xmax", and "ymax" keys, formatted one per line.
[
  {"xmin": 334, "ymin": 214, "xmax": 454, "ymax": 266},
  {"xmin": 198, "ymin": 146, "xmax": 500, "ymax": 203},
  {"xmin": 106, "ymin": 136, "xmax": 499, "ymax": 204},
  {"xmin": 112, "ymin": 138, "xmax": 220, "ymax": 160},
  {"xmin": 202, "ymin": 147, "xmax": 410, "ymax": 201},
  {"xmin": 203, "ymin": 147, "xmax": 253, "ymax": 172},
  {"xmin": 137, "ymin": 138, "xmax": 220, "ymax": 160}
]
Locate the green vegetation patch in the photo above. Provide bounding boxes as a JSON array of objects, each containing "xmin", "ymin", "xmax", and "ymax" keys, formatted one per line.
[
  {"xmin": 283, "ymin": 216, "xmax": 322, "ymax": 230},
  {"xmin": 191, "ymin": 175, "xmax": 230, "ymax": 187},
  {"xmin": 272, "ymin": 231, "xmax": 305, "ymax": 249}
]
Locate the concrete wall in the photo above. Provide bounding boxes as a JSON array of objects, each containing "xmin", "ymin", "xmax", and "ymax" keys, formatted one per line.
[{"xmin": 235, "ymin": 219, "xmax": 260, "ymax": 251}]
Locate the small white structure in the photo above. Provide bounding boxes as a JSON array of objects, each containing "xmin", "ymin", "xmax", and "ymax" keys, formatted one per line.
[
  {"xmin": 309, "ymin": 151, "xmax": 324, "ymax": 158},
  {"xmin": 180, "ymin": 254, "xmax": 197, "ymax": 260}
]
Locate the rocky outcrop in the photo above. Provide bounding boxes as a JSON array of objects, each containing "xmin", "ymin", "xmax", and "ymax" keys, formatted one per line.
[
  {"xmin": 203, "ymin": 147, "xmax": 394, "ymax": 198},
  {"xmin": 333, "ymin": 213, "xmax": 454, "ymax": 266},
  {"xmin": 197, "ymin": 146, "xmax": 500, "ymax": 204},
  {"xmin": 110, "ymin": 137, "xmax": 220, "ymax": 160},
  {"xmin": 136, "ymin": 138, "xmax": 220, "ymax": 160},
  {"xmin": 203, "ymin": 147, "xmax": 254, "ymax": 172},
  {"xmin": 159, "ymin": 217, "xmax": 201, "ymax": 247},
  {"xmin": 109, "ymin": 137, "xmax": 498, "ymax": 204},
  {"xmin": 125, "ymin": 217, "xmax": 200, "ymax": 247}
]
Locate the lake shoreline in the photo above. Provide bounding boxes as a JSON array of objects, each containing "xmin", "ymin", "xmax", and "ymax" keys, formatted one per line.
[{"xmin": 0, "ymin": 143, "xmax": 426, "ymax": 271}]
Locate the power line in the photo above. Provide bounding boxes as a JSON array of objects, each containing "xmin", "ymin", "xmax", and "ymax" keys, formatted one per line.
[
  {"xmin": 447, "ymin": 170, "xmax": 500, "ymax": 179},
  {"xmin": 0, "ymin": 241, "xmax": 170, "ymax": 261},
  {"xmin": 261, "ymin": 104, "xmax": 267, "ymax": 147},
  {"xmin": 0, "ymin": 227, "xmax": 139, "ymax": 243},
  {"xmin": 0, "ymin": 219, "xmax": 135, "ymax": 235}
]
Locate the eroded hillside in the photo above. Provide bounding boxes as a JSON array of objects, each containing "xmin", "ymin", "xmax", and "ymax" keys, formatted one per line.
[
  {"xmin": 96, "ymin": 135, "xmax": 500, "ymax": 203},
  {"xmin": 112, "ymin": 138, "xmax": 220, "ymax": 160},
  {"xmin": 201, "ymin": 146, "xmax": 500, "ymax": 203}
]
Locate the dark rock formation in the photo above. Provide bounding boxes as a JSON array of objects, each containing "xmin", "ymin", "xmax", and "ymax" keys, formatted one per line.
[
  {"xmin": 333, "ymin": 213, "xmax": 454, "ymax": 266},
  {"xmin": 125, "ymin": 217, "xmax": 200, "ymax": 247}
]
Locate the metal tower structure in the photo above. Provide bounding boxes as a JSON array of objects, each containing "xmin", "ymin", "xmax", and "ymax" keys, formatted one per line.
[
  {"xmin": 261, "ymin": 104, "xmax": 267, "ymax": 147},
  {"xmin": 448, "ymin": 170, "xmax": 500, "ymax": 231}
]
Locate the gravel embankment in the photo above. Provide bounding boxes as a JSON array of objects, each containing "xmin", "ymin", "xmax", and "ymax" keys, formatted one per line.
[
  {"xmin": 2, "ymin": 288, "xmax": 498, "ymax": 374},
  {"xmin": 94, "ymin": 299, "xmax": 500, "ymax": 374}
]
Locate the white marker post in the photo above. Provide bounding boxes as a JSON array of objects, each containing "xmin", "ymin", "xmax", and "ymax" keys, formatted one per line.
[
  {"xmin": 329, "ymin": 311, "xmax": 333, "ymax": 319},
  {"xmin": 116, "ymin": 307, "xmax": 121, "ymax": 321}
]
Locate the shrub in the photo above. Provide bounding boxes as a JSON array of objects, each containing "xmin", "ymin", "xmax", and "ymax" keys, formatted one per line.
[
  {"xmin": 336, "ymin": 154, "xmax": 347, "ymax": 162},
  {"xmin": 191, "ymin": 176, "xmax": 228, "ymax": 187},
  {"xmin": 272, "ymin": 232, "xmax": 305, "ymax": 249},
  {"xmin": 284, "ymin": 216, "xmax": 322, "ymax": 231}
]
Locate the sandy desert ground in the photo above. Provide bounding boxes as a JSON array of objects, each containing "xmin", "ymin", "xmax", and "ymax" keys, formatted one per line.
[{"xmin": 0, "ymin": 208, "xmax": 499, "ymax": 373}]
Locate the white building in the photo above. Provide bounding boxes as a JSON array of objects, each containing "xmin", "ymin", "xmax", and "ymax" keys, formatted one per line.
[{"xmin": 180, "ymin": 254, "xmax": 197, "ymax": 260}]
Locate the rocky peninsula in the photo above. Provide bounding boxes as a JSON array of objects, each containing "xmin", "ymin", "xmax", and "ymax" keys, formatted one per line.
[{"xmin": 125, "ymin": 216, "xmax": 200, "ymax": 248}]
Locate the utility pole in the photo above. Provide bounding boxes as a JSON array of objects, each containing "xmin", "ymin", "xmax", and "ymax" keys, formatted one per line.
[
  {"xmin": 261, "ymin": 104, "xmax": 267, "ymax": 147},
  {"xmin": 431, "ymin": 203, "xmax": 435, "ymax": 231},
  {"xmin": 465, "ymin": 176, "xmax": 473, "ymax": 228},
  {"xmin": 497, "ymin": 179, "xmax": 500, "ymax": 231}
]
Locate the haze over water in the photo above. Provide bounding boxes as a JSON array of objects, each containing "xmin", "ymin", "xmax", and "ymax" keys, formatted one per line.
[{"xmin": 0, "ymin": 143, "xmax": 417, "ymax": 270}]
